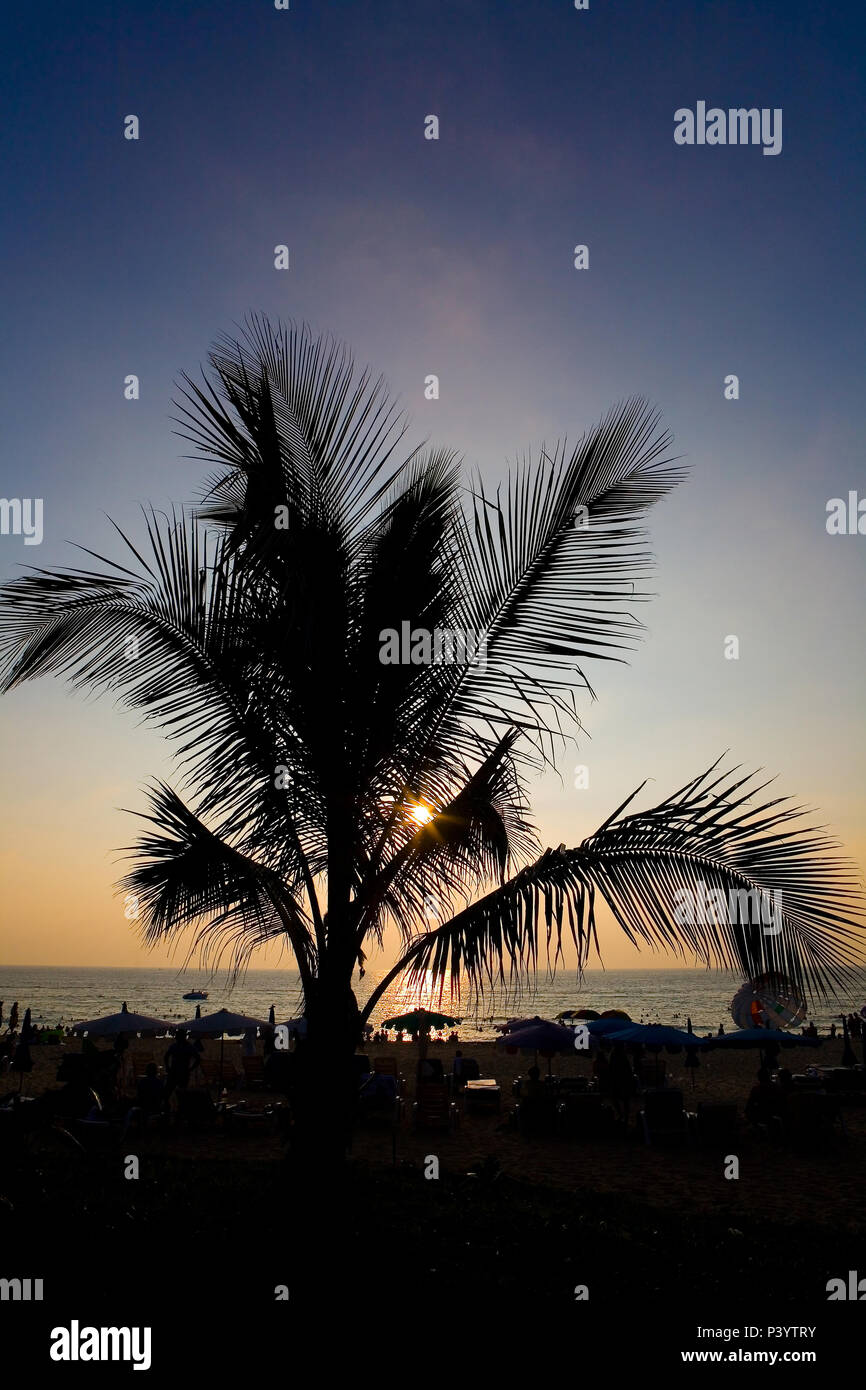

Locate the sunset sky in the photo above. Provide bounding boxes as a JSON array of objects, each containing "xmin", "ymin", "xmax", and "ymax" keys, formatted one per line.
[{"xmin": 1, "ymin": 1, "xmax": 864, "ymax": 975}]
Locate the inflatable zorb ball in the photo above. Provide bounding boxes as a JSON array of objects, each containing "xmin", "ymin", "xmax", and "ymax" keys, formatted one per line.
[{"xmin": 730, "ymin": 974, "xmax": 806, "ymax": 1031}]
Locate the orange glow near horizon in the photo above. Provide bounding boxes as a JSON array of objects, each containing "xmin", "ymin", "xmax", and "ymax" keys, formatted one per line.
[{"xmin": 1, "ymin": 680, "xmax": 865, "ymax": 972}]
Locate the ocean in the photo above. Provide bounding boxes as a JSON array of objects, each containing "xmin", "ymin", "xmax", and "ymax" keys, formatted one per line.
[{"xmin": 2, "ymin": 964, "xmax": 864, "ymax": 1038}]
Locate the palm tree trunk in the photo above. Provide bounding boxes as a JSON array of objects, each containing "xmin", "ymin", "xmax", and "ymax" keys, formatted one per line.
[{"xmin": 291, "ymin": 973, "xmax": 360, "ymax": 1175}]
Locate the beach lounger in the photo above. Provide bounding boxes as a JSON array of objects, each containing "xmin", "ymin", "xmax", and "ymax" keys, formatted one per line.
[
  {"xmin": 412, "ymin": 1082, "xmax": 458, "ymax": 1131},
  {"xmin": 637, "ymin": 1059, "xmax": 666, "ymax": 1089},
  {"xmin": 783, "ymin": 1090, "xmax": 845, "ymax": 1143},
  {"xmin": 465, "ymin": 1078, "xmax": 501, "ymax": 1114},
  {"xmin": 358, "ymin": 1072, "xmax": 403, "ymax": 1125},
  {"xmin": 514, "ymin": 1093, "xmax": 559, "ymax": 1136},
  {"xmin": 416, "ymin": 1057, "xmax": 445, "ymax": 1085},
  {"xmin": 374, "ymin": 1056, "xmax": 399, "ymax": 1076},
  {"xmin": 242, "ymin": 1056, "xmax": 265, "ymax": 1088},
  {"xmin": 639, "ymin": 1088, "xmax": 690, "ymax": 1146},
  {"xmin": 556, "ymin": 1076, "xmax": 590, "ymax": 1095},
  {"xmin": 200, "ymin": 1058, "xmax": 238, "ymax": 1090},
  {"xmin": 452, "ymin": 1056, "xmax": 481, "ymax": 1090},
  {"xmin": 694, "ymin": 1101, "xmax": 738, "ymax": 1146},
  {"xmin": 817, "ymin": 1067, "xmax": 866, "ymax": 1099},
  {"xmin": 223, "ymin": 1103, "xmax": 271, "ymax": 1134},
  {"xmin": 557, "ymin": 1091, "xmax": 607, "ymax": 1137},
  {"xmin": 373, "ymin": 1056, "xmax": 405, "ymax": 1094}
]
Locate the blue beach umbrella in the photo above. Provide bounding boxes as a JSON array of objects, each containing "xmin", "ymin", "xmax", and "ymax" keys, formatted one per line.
[
  {"xmin": 704, "ymin": 1028, "xmax": 821, "ymax": 1050},
  {"xmin": 584, "ymin": 1017, "xmax": 636, "ymax": 1037},
  {"xmin": 496, "ymin": 1020, "xmax": 575, "ymax": 1050},
  {"xmin": 605, "ymin": 1023, "xmax": 703, "ymax": 1049},
  {"xmin": 606, "ymin": 1022, "xmax": 704, "ymax": 1084},
  {"xmin": 497, "ymin": 1019, "xmax": 577, "ymax": 1074}
]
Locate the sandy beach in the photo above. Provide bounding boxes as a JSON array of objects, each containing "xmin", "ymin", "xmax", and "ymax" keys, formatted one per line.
[{"xmin": 12, "ymin": 1032, "xmax": 864, "ymax": 1239}]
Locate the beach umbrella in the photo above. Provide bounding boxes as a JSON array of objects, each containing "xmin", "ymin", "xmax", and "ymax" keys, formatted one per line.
[
  {"xmin": 179, "ymin": 1008, "xmax": 266, "ymax": 1035},
  {"xmin": 705, "ymin": 1027, "xmax": 821, "ymax": 1072},
  {"xmin": 705, "ymin": 1027, "xmax": 820, "ymax": 1050},
  {"xmin": 268, "ymin": 1005, "xmax": 276, "ymax": 1026},
  {"xmin": 496, "ymin": 1019, "xmax": 576, "ymax": 1074},
  {"xmin": 730, "ymin": 975, "xmax": 806, "ymax": 1032},
  {"xmin": 606, "ymin": 1023, "xmax": 702, "ymax": 1049},
  {"xmin": 382, "ymin": 1008, "xmax": 457, "ymax": 1032},
  {"xmin": 605, "ymin": 1023, "xmax": 703, "ymax": 1083},
  {"xmin": 585, "ymin": 1017, "xmax": 635, "ymax": 1036},
  {"xmin": 600, "ymin": 1009, "xmax": 631, "ymax": 1021},
  {"xmin": 557, "ymin": 1008, "xmax": 600, "ymax": 1021},
  {"xmin": 278, "ymin": 1016, "xmax": 307, "ymax": 1040},
  {"xmin": 381, "ymin": 1008, "xmax": 457, "ymax": 1062},
  {"xmin": 70, "ymin": 1002, "xmax": 173, "ymax": 1037},
  {"xmin": 179, "ymin": 1008, "xmax": 267, "ymax": 1091},
  {"xmin": 497, "ymin": 1015, "xmax": 548, "ymax": 1033}
]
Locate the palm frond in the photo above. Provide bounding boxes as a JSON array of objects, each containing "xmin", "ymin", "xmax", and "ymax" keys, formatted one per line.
[
  {"xmin": 388, "ymin": 398, "xmax": 685, "ymax": 780},
  {"xmin": 357, "ymin": 728, "xmax": 539, "ymax": 945},
  {"xmin": 388, "ymin": 762, "xmax": 864, "ymax": 1008},
  {"xmin": 176, "ymin": 314, "xmax": 416, "ymax": 548},
  {"xmin": 119, "ymin": 782, "xmax": 317, "ymax": 987}
]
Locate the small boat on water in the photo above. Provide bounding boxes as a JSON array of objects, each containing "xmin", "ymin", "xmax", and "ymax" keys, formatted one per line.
[{"xmin": 182, "ymin": 989, "xmax": 208, "ymax": 1001}]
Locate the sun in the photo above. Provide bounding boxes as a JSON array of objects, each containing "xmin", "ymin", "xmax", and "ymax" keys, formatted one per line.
[{"xmin": 408, "ymin": 803, "xmax": 434, "ymax": 826}]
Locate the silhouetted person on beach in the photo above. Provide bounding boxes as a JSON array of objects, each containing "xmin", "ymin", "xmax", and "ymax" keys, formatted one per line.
[
  {"xmin": 163, "ymin": 1028, "xmax": 197, "ymax": 1102},
  {"xmin": 518, "ymin": 1064, "xmax": 548, "ymax": 1133},
  {"xmin": 135, "ymin": 1062, "xmax": 164, "ymax": 1115},
  {"xmin": 10, "ymin": 1033, "xmax": 33, "ymax": 1083},
  {"xmin": 593, "ymin": 1051, "xmax": 610, "ymax": 1096},
  {"xmin": 609, "ymin": 1042, "xmax": 635, "ymax": 1122},
  {"xmin": 763, "ymin": 1039, "xmax": 781, "ymax": 1069},
  {"xmin": 746, "ymin": 1067, "xmax": 783, "ymax": 1127}
]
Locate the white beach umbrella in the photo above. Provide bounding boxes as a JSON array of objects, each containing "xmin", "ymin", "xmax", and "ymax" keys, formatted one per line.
[
  {"xmin": 69, "ymin": 1002, "xmax": 173, "ymax": 1036},
  {"xmin": 178, "ymin": 1008, "xmax": 266, "ymax": 1035},
  {"xmin": 176, "ymin": 1008, "xmax": 267, "ymax": 1091}
]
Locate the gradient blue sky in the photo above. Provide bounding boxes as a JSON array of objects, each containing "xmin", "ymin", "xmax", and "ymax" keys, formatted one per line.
[{"xmin": 1, "ymin": 0, "xmax": 864, "ymax": 972}]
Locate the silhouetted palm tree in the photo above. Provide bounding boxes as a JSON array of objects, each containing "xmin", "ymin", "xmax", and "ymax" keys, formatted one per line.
[{"xmin": 1, "ymin": 316, "xmax": 862, "ymax": 1160}]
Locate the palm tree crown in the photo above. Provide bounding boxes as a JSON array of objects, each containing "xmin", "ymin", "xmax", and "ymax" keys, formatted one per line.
[{"xmin": 0, "ymin": 315, "xmax": 862, "ymax": 1025}]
